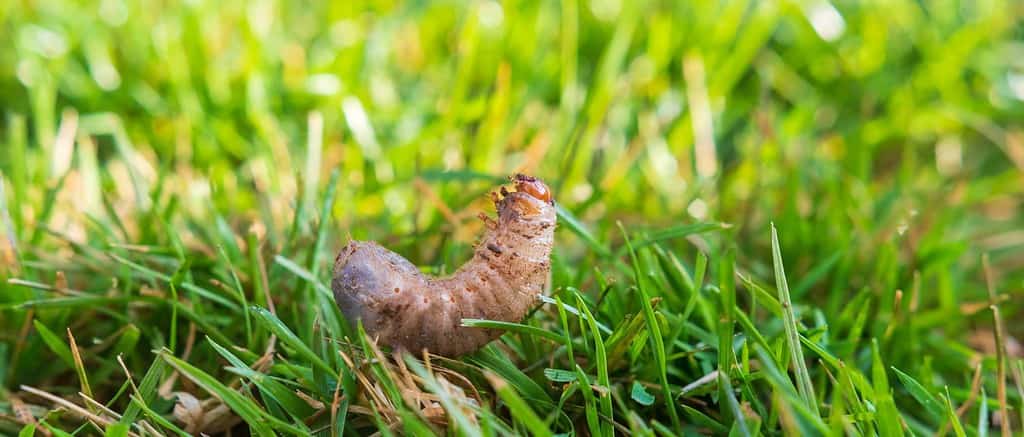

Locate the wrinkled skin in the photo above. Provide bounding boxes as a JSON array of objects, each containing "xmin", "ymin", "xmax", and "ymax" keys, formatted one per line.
[{"xmin": 332, "ymin": 175, "xmax": 556, "ymax": 357}]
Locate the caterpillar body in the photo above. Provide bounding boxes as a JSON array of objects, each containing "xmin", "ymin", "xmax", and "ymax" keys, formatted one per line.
[{"xmin": 332, "ymin": 174, "xmax": 556, "ymax": 357}]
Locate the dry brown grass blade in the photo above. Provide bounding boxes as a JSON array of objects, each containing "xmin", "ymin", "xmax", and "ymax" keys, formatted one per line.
[
  {"xmin": 7, "ymin": 394, "xmax": 50, "ymax": 437},
  {"xmin": 936, "ymin": 361, "xmax": 985, "ymax": 436},
  {"xmin": 338, "ymin": 345, "xmax": 401, "ymax": 426},
  {"xmin": 115, "ymin": 354, "xmax": 178, "ymax": 436},
  {"xmin": 294, "ymin": 389, "xmax": 325, "ymax": 410},
  {"xmin": 421, "ymin": 349, "xmax": 482, "ymax": 428},
  {"xmin": 250, "ymin": 341, "xmax": 276, "ymax": 373},
  {"xmin": 329, "ymin": 373, "xmax": 344, "ymax": 437},
  {"xmin": 19, "ymin": 385, "xmax": 122, "ymax": 433},
  {"xmin": 54, "ymin": 271, "xmax": 68, "ymax": 293},
  {"xmin": 333, "ymin": 338, "xmax": 490, "ymax": 433},
  {"xmin": 78, "ymin": 390, "xmax": 161, "ymax": 435},
  {"xmin": 991, "ymin": 305, "xmax": 1012, "ymax": 436},
  {"xmin": 434, "ymin": 365, "xmax": 484, "ymax": 407},
  {"xmin": 78, "ymin": 393, "xmax": 122, "ymax": 422},
  {"xmin": 984, "ymin": 254, "xmax": 1012, "ymax": 437},
  {"xmin": 170, "ymin": 391, "xmax": 243, "ymax": 435},
  {"xmin": 115, "ymin": 355, "xmax": 140, "ymax": 394},
  {"xmin": 956, "ymin": 362, "xmax": 984, "ymax": 417},
  {"xmin": 66, "ymin": 328, "xmax": 92, "ymax": 400}
]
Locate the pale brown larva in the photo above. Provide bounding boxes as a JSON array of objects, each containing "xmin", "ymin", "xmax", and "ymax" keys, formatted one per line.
[{"xmin": 332, "ymin": 174, "xmax": 556, "ymax": 357}]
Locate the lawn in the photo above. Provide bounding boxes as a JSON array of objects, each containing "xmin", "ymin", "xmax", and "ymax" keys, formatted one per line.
[{"xmin": 1, "ymin": 0, "xmax": 1023, "ymax": 435}]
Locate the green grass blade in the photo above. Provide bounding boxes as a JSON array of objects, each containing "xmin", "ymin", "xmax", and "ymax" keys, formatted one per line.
[
  {"xmin": 770, "ymin": 224, "xmax": 819, "ymax": 417},
  {"xmin": 31, "ymin": 320, "xmax": 74, "ymax": 368},
  {"xmin": 484, "ymin": 371, "xmax": 554, "ymax": 437},
  {"xmin": 118, "ymin": 357, "xmax": 166, "ymax": 426},
  {"xmin": 207, "ymin": 338, "xmax": 316, "ymax": 420},
  {"xmin": 576, "ymin": 293, "xmax": 613, "ymax": 437},
  {"xmin": 574, "ymin": 364, "xmax": 602, "ymax": 435},
  {"xmin": 619, "ymin": 222, "xmax": 681, "ymax": 431},
  {"xmin": 891, "ymin": 367, "xmax": 943, "ymax": 420},
  {"xmin": 250, "ymin": 306, "xmax": 333, "ymax": 375},
  {"xmin": 872, "ymin": 340, "xmax": 904, "ymax": 437},
  {"xmin": 942, "ymin": 387, "xmax": 966, "ymax": 437},
  {"xmin": 128, "ymin": 394, "xmax": 191, "ymax": 437},
  {"xmin": 719, "ymin": 371, "xmax": 750, "ymax": 437},
  {"xmin": 555, "ymin": 204, "xmax": 610, "ymax": 257},
  {"xmin": 160, "ymin": 349, "xmax": 307, "ymax": 436},
  {"xmin": 461, "ymin": 319, "xmax": 565, "ymax": 344}
]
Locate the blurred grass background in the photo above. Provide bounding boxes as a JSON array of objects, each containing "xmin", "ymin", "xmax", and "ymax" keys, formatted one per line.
[{"xmin": 1, "ymin": 0, "xmax": 1023, "ymax": 435}]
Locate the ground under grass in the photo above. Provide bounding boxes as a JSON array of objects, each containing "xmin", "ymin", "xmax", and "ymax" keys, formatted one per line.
[{"xmin": 1, "ymin": 0, "xmax": 1023, "ymax": 435}]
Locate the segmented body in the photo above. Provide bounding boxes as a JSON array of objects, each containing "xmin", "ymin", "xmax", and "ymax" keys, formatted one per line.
[{"xmin": 332, "ymin": 175, "xmax": 556, "ymax": 357}]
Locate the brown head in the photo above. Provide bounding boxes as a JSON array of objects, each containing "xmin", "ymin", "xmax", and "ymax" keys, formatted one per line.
[
  {"xmin": 513, "ymin": 174, "xmax": 553, "ymax": 204},
  {"xmin": 496, "ymin": 174, "xmax": 555, "ymax": 219}
]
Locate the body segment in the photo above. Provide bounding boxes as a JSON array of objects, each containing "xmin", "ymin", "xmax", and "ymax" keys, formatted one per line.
[{"xmin": 332, "ymin": 175, "xmax": 556, "ymax": 357}]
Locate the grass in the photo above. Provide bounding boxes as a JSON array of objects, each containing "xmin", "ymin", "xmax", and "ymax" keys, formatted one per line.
[{"xmin": 1, "ymin": 0, "xmax": 1023, "ymax": 435}]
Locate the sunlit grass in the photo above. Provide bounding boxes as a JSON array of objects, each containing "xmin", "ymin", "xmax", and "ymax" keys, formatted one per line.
[{"xmin": 1, "ymin": 0, "xmax": 1023, "ymax": 435}]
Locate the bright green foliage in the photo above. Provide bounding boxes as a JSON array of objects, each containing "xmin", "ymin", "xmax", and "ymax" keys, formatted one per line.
[{"xmin": 1, "ymin": 0, "xmax": 1022, "ymax": 435}]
